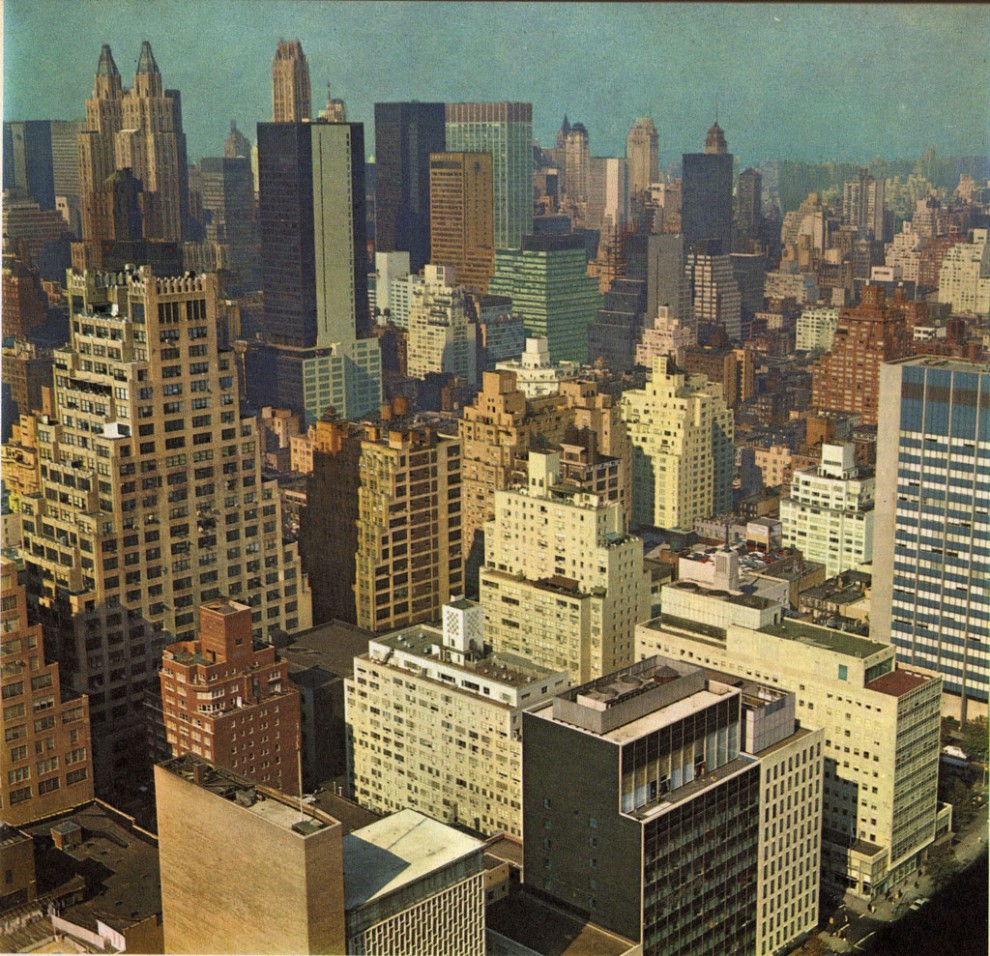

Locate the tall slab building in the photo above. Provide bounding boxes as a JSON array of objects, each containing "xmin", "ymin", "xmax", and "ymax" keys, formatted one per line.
[
  {"xmin": 373, "ymin": 102, "xmax": 446, "ymax": 272},
  {"xmin": 19, "ymin": 268, "xmax": 311, "ymax": 797},
  {"xmin": 873, "ymin": 356, "xmax": 990, "ymax": 718},
  {"xmin": 681, "ymin": 121, "xmax": 733, "ymax": 255},
  {"xmin": 445, "ymin": 102, "xmax": 533, "ymax": 250},
  {"xmin": 256, "ymin": 120, "xmax": 381, "ymax": 423}
]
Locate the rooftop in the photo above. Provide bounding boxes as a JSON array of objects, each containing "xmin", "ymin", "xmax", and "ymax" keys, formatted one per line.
[
  {"xmin": 866, "ymin": 669, "xmax": 933, "ymax": 697},
  {"xmin": 343, "ymin": 809, "xmax": 484, "ymax": 910},
  {"xmin": 277, "ymin": 618, "xmax": 375, "ymax": 681},
  {"xmin": 758, "ymin": 618, "xmax": 889, "ymax": 659}
]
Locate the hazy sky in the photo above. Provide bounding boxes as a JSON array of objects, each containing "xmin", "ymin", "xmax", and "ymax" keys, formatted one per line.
[{"xmin": 4, "ymin": 1, "xmax": 989, "ymax": 168}]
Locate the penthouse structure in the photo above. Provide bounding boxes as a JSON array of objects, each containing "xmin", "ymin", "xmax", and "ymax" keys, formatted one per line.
[
  {"xmin": 480, "ymin": 452, "xmax": 650, "ymax": 684},
  {"xmin": 781, "ymin": 443, "xmax": 875, "ymax": 578},
  {"xmin": 347, "ymin": 600, "xmax": 568, "ymax": 836},
  {"xmin": 159, "ymin": 600, "xmax": 301, "ymax": 792},
  {"xmin": 636, "ymin": 578, "xmax": 943, "ymax": 898}
]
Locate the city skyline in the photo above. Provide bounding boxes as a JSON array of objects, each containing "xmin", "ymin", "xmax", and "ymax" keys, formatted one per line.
[{"xmin": 4, "ymin": 2, "xmax": 988, "ymax": 168}]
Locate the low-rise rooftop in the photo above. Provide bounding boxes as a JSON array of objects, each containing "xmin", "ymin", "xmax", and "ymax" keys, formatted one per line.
[
  {"xmin": 758, "ymin": 618, "xmax": 889, "ymax": 659},
  {"xmin": 866, "ymin": 669, "xmax": 934, "ymax": 697}
]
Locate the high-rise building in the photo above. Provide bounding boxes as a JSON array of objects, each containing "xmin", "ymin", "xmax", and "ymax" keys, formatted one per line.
[
  {"xmin": 318, "ymin": 83, "xmax": 347, "ymax": 123},
  {"xmin": 374, "ymin": 102, "xmax": 446, "ymax": 272},
  {"xmin": 3, "ymin": 121, "xmax": 56, "ymax": 209},
  {"xmin": 936, "ymin": 227, "xmax": 990, "ymax": 315},
  {"xmin": 587, "ymin": 277, "xmax": 647, "ymax": 373},
  {"xmin": 479, "ymin": 451, "xmax": 651, "ymax": 684},
  {"xmin": 75, "ymin": 42, "xmax": 190, "ymax": 268},
  {"xmin": 795, "ymin": 305, "xmax": 840, "ymax": 353},
  {"xmin": 734, "ymin": 167, "xmax": 763, "ymax": 246},
  {"xmin": 873, "ymin": 356, "xmax": 990, "ymax": 717},
  {"xmin": 197, "ymin": 156, "xmax": 259, "ymax": 293},
  {"xmin": 353, "ymin": 422, "xmax": 463, "ymax": 632},
  {"xmin": 681, "ymin": 345, "xmax": 756, "ymax": 409},
  {"xmin": 156, "ymin": 755, "xmax": 346, "ymax": 955},
  {"xmin": 271, "ymin": 38, "xmax": 311, "ymax": 123},
  {"xmin": 523, "ymin": 657, "xmax": 763, "ymax": 953},
  {"xmin": 843, "ymin": 168, "xmax": 886, "ymax": 239},
  {"xmin": 18, "ymin": 268, "xmax": 310, "ymax": 797},
  {"xmin": 445, "ymin": 103, "xmax": 533, "ymax": 250},
  {"xmin": 224, "ymin": 120, "xmax": 251, "ymax": 159},
  {"xmin": 563, "ymin": 123, "xmax": 590, "ymax": 203},
  {"xmin": 347, "ymin": 599, "xmax": 568, "ymax": 836},
  {"xmin": 488, "ymin": 233, "xmax": 603, "ymax": 363},
  {"xmin": 0, "ymin": 557, "xmax": 94, "ymax": 825},
  {"xmin": 429, "ymin": 151, "xmax": 495, "ymax": 292},
  {"xmin": 621, "ymin": 355, "xmax": 734, "ymax": 530},
  {"xmin": 686, "ymin": 240, "xmax": 743, "ymax": 340},
  {"xmin": 781, "ymin": 443, "xmax": 875, "ymax": 577},
  {"xmin": 626, "ymin": 118, "xmax": 659, "ymax": 197},
  {"xmin": 407, "ymin": 264, "xmax": 478, "ymax": 386},
  {"xmin": 681, "ymin": 122, "xmax": 734, "ymax": 254},
  {"xmin": 637, "ymin": 577, "xmax": 944, "ymax": 898},
  {"xmin": 159, "ymin": 600, "xmax": 301, "ymax": 792},
  {"xmin": 810, "ymin": 285, "xmax": 913, "ymax": 425},
  {"xmin": 256, "ymin": 120, "xmax": 381, "ymax": 423}
]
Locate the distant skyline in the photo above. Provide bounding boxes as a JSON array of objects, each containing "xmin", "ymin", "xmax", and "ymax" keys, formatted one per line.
[{"xmin": 4, "ymin": 1, "xmax": 989, "ymax": 169}]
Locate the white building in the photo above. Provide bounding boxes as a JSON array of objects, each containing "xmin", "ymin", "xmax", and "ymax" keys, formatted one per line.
[
  {"xmin": 373, "ymin": 250, "xmax": 411, "ymax": 320},
  {"xmin": 781, "ymin": 443, "xmax": 875, "ymax": 578},
  {"xmin": 937, "ymin": 228, "xmax": 990, "ymax": 315},
  {"xmin": 635, "ymin": 305, "xmax": 697, "ymax": 368},
  {"xmin": 407, "ymin": 264, "xmax": 478, "ymax": 386},
  {"xmin": 346, "ymin": 600, "xmax": 568, "ymax": 837},
  {"xmin": 884, "ymin": 224, "xmax": 923, "ymax": 283},
  {"xmin": 494, "ymin": 336, "xmax": 579, "ymax": 398},
  {"xmin": 795, "ymin": 305, "xmax": 840, "ymax": 353}
]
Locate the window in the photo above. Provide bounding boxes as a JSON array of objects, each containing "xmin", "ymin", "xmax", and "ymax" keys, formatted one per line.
[{"xmin": 838, "ymin": 664, "xmax": 848, "ymax": 681}]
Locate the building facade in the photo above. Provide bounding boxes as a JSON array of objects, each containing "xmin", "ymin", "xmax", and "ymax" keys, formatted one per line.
[
  {"xmin": 18, "ymin": 268, "xmax": 310, "ymax": 797},
  {"xmin": 0, "ymin": 558, "xmax": 94, "ymax": 825},
  {"xmin": 407, "ymin": 264, "xmax": 479, "ymax": 387},
  {"xmin": 159, "ymin": 600, "xmax": 301, "ymax": 792},
  {"xmin": 272, "ymin": 38, "xmax": 311, "ymax": 123},
  {"xmin": 621, "ymin": 355, "xmax": 734, "ymax": 531},
  {"xmin": 626, "ymin": 118, "xmax": 659, "ymax": 198},
  {"xmin": 781, "ymin": 443, "xmax": 875, "ymax": 578},
  {"xmin": 681, "ymin": 123, "xmax": 733, "ymax": 255},
  {"xmin": 796, "ymin": 306, "xmax": 840, "ymax": 353},
  {"xmin": 346, "ymin": 600, "xmax": 567, "ymax": 837},
  {"xmin": 872, "ymin": 356, "xmax": 990, "ymax": 716}
]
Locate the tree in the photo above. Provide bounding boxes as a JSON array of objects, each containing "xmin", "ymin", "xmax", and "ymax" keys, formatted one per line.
[
  {"xmin": 926, "ymin": 841, "xmax": 955, "ymax": 890},
  {"xmin": 799, "ymin": 936, "xmax": 830, "ymax": 956},
  {"xmin": 961, "ymin": 716, "xmax": 988, "ymax": 760}
]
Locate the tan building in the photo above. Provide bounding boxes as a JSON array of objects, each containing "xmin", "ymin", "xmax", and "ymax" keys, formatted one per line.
[
  {"xmin": 354, "ymin": 423, "xmax": 463, "ymax": 632},
  {"xmin": 159, "ymin": 600, "xmax": 301, "ymax": 792},
  {"xmin": 272, "ymin": 38, "xmax": 311, "ymax": 123},
  {"xmin": 480, "ymin": 451, "xmax": 651, "ymax": 684},
  {"xmin": 344, "ymin": 809, "xmax": 486, "ymax": 956},
  {"xmin": 156, "ymin": 754, "xmax": 346, "ymax": 955},
  {"xmin": 0, "ymin": 559, "xmax": 94, "ymax": 825},
  {"xmin": 636, "ymin": 579, "xmax": 944, "ymax": 899},
  {"xmin": 346, "ymin": 600, "xmax": 567, "ymax": 837},
  {"xmin": 429, "ymin": 151, "xmax": 495, "ymax": 292},
  {"xmin": 15, "ymin": 268, "xmax": 310, "ymax": 798},
  {"xmin": 621, "ymin": 355, "xmax": 734, "ymax": 531}
]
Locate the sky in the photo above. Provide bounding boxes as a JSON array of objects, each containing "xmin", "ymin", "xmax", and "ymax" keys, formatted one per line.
[{"xmin": 4, "ymin": 1, "xmax": 989, "ymax": 170}]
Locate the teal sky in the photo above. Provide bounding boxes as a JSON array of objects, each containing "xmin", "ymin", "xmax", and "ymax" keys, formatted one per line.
[{"xmin": 4, "ymin": 1, "xmax": 989, "ymax": 168}]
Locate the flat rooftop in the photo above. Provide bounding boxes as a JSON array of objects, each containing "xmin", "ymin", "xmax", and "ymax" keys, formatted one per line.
[
  {"xmin": 278, "ymin": 619, "xmax": 375, "ymax": 681},
  {"xmin": 344, "ymin": 809, "xmax": 484, "ymax": 911},
  {"xmin": 867, "ymin": 669, "xmax": 933, "ymax": 697},
  {"xmin": 759, "ymin": 618, "xmax": 889, "ymax": 659}
]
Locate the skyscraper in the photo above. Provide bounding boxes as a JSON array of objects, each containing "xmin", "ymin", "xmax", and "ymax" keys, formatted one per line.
[
  {"xmin": 272, "ymin": 38, "xmax": 311, "ymax": 123},
  {"xmin": 873, "ymin": 356, "xmax": 990, "ymax": 718},
  {"xmin": 256, "ymin": 120, "xmax": 381, "ymax": 423},
  {"xmin": 843, "ymin": 167, "xmax": 886, "ymax": 239},
  {"xmin": 625, "ymin": 117, "xmax": 659, "ymax": 197},
  {"xmin": 407, "ymin": 264, "xmax": 478, "ymax": 386},
  {"xmin": 681, "ymin": 121, "xmax": 733, "ymax": 254},
  {"xmin": 3, "ymin": 121, "xmax": 56, "ymax": 209},
  {"xmin": 734, "ymin": 166, "xmax": 762, "ymax": 246},
  {"xmin": 20, "ymin": 267, "xmax": 311, "ymax": 796},
  {"xmin": 686, "ymin": 239, "xmax": 743, "ymax": 340},
  {"xmin": 429, "ymin": 151, "xmax": 495, "ymax": 292},
  {"xmin": 373, "ymin": 102, "xmax": 446, "ymax": 272},
  {"xmin": 562, "ymin": 122, "xmax": 590, "ymax": 203},
  {"xmin": 197, "ymin": 155, "xmax": 259, "ymax": 293},
  {"xmin": 445, "ymin": 103, "xmax": 533, "ymax": 250}
]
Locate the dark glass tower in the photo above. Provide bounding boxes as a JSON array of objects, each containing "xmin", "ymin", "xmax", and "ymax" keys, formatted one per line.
[
  {"xmin": 681, "ymin": 122, "xmax": 734, "ymax": 255},
  {"xmin": 373, "ymin": 102, "xmax": 446, "ymax": 272}
]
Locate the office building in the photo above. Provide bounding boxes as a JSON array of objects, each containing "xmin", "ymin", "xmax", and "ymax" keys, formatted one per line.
[
  {"xmin": 796, "ymin": 305, "xmax": 840, "ymax": 353},
  {"xmin": 445, "ymin": 102, "xmax": 532, "ymax": 250},
  {"xmin": 429, "ymin": 151, "xmax": 495, "ymax": 292},
  {"xmin": 843, "ymin": 168, "xmax": 885, "ymax": 239},
  {"xmin": 256, "ymin": 120, "xmax": 381, "ymax": 423},
  {"xmin": 488, "ymin": 233, "xmax": 603, "ymax": 363},
  {"xmin": 734, "ymin": 167, "xmax": 763, "ymax": 247},
  {"xmin": 272, "ymin": 38, "xmax": 311, "ymax": 122},
  {"xmin": 621, "ymin": 355, "xmax": 734, "ymax": 531},
  {"xmin": 18, "ymin": 268, "xmax": 310, "ymax": 797},
  {"xmin": 407, "ymin": 264, "xmax": 479, "ymax": 387},
  {"xmin": 354, "ymin": 422, "xmax": 463, "ymax": 632},
  {"xmin": 626, "ymin": 118, "xmax": 659, "ymax": 197},
  {"xmin": 563, "ymin": 123, "xmax": 590, "ymax": 203},
  {"xmin": 936, "ymin": 227, "xmax": 990, "ymax": 315},
  {"xmin": 523, "ymin": 657, "xmax": 762, "ymax": 954},
  {"xmin": 873, "ymin": 356, "xmax": 990, "ymax": 716},
  {"xmin": 159, "ymin": 600, "xmax": 301, "ymax": 792},
  {"xmin": 781, "ymin": 443, "xmax": 875, "ymax": 578},
  {"xmin": 372, "ymin": 250, "xmax": 412, "ymax": 322},
  {"xmin": 374, "ymin": 102, "xmax": 446, "ymax": 272},
  {"xmin": 156, "ymin": 755, "xmax": 346, "ymax": 954},
  {"xmin": 810, "ymin": 286, "xmax": 912, "ymax": 426},
  {"xmin": 196, "ymin": 156, "xmax": 259, "ymax": 293},
  {"xmin": 0, "ymin": 557, "xmax": 94, "ymax": 825},
  {"xmin": 344, "ymin": 809, "xmax": 486, "ymax": 956},
  {"xmin": 347, "ymin": 600, "xmax": 568, "ymax": 836},
  {"xmin": 3, "ymin": 121, "xmax": 55, "ymax": 209},
  {"xmin": 587, "ymin": 277, "xmax": 647, "ymax": 373},
  {"xmin": 636, "ymin": 576, "xmax": 944, "ymax": 898},
  {"xmin": 682, "ymin": 121, "xmax": 733, "ymax": 254},
  {"xmin": 479, "ymin": 451, "xmax": 651, "ymax": 684},
  {"xmin": 686, "ymin": 241, "xmax": 743, "ymax": 340}
]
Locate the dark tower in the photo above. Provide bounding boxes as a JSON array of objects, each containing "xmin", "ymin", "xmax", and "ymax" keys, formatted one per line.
[{"xmin": 681, "ymin": 121, "xmax": 734, "ymax": 255}]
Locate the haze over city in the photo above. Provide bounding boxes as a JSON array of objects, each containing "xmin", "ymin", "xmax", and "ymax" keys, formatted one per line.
[{"xmin": 4, "ymin": 1, "xmax": 989, "ymax": 167}]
